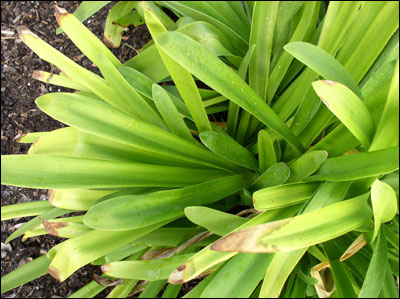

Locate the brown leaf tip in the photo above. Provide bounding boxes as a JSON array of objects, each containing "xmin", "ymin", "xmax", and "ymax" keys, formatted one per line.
[
  {"xmin": 53, "ymin": 5, "xmax": 68, "ymax": 25},
  {"xmin": 16, "ymin": 25, "xmax": 34, "ymax": 41},
  {"xmin": 101, "ymin": 264, "xmax": 111, "ymax": 273},
  {"xmin": 47, "ymin": 266, "xmax": 61, "ymax": 281},
  {"xmin": 32, "ymin": 70, "xmax": 44, "ymax": 80}
]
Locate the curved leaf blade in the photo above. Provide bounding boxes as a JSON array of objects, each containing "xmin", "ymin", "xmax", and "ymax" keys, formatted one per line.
[
  {"xmin": 156, "ymin": 31, "xmax": 305, "ymax": 154},
  {"xmin": 312, "ymin": 80, "xmax": 374, "ymax": 149},
  {"xmin": 199, "ymin": 131, "xmax": 258, "ymax": 171},
  {"xmin": 84, "ymin": 173, "xmax": 256, "ymax": 231}
]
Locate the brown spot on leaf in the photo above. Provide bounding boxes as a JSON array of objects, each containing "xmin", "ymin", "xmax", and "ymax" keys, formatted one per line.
[
  {"xmin": 41, "ymin": 218, "xmax": 67, "ymax": 236},
  {"xmin": 177, "ymin": 264, "xmax": 186, "ymax": 271},
  {"xmin": 211, "ymin": 218, "xmax": 290, "ymax": 253}
]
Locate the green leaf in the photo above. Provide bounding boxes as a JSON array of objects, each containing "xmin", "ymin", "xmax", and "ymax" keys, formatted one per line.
[
  {"xmin": 156, "ymin": 31, "xmax": 305, "ymax": 154},
  {"xmin": 249, "ymin": 1, "xmax": 278, "ymax": 100},
  {"xmin": 152, "ymin": 84, "xmax": 195, "ymax": 143},
  {"xmin": 371, "ymin": 179, "xmax": 398, "ymax": 242},
  {"xmin": 184, "ymin": 207, "xmax": 247, "ymax": 236},
  {"xmin": 168, "ymin": 205, "xmax": 300, "ymax": 284},
  {"xmin": 370, "ymin": 58, "xmax": 399, "ymax": 151},
  {"xmin": 226, "ymin": 44, "xmax": 256, "ymax": 137},
  {"xmin": 253, "ymin": 182, "xmax": 320, "ymax": 211},
  {"xmin": 286, "ymin": 150, "xmax": 328, "ymax": 183},
  {"xmin": 5, "ymin": 207, "xmax": 70, "ymax": 244},
  {"xmin": 359, "ymin": 229, "xmax": 388, "ymax": 298},
  {"xmin": 312, "ymin": 80, "xmax": 374, "ymax": 149},
  {"xmin": 117, "ymin": 66, "xmax": 191, "ymax": 119},
  {"xmin": 84, "ymin": 173, "xmax": 255, "ymax": 231},
  {"xmin": 162, "ymin": 283, "xmax": 182, "ymax": 298},
  {"xmin": 199, "ymin": 131, "xmax": 258, "ymax": 171},
  {"xmin": 35, "ymin": 92, "xmax": 241, "ymax": 172},
  {"xmin": 1, "ymin": 155, "xmax": 230, "ymax": 189},
  {"xmin": 145, "ymin": 9, "xmax": 212, "ymax": 133},
  {"xmin": 48, "ymin": 219, "xmax": 170, "ymax": 282},
  {"xmin": 48, "ymin": 189, "xmax": 115, "ymax": 211},
  {"xmin": 102, "ymin": 254, "xmax": 194, "ymax": 281},
  {"xmin": 284, "ymin": 42, "xmax": 362, "ymax": 98},
  {"xmin": 139, "ymin": 280, "xmax": 167, "ymax": 298},
  {"xmin": 306, "ymin": 146, "xmax": 399, "ymax": 181},
  {"xmin": 250, "ymin": 162, "xmax": 291, "ymax": 191},
  {"xmin": 257, "ymin": 129, "xmax": 276, "ymax": 172},
  {"xmin": 56, "ymin": 1, "xmax": 111, "ymax": 34},
  {"xmin": 211, "ymin": 193, "xmax": 372, "ymax": 253},
  {"xmin": 1, "ymin": 255, "xmax": 51, "ymax": 293},
  {"xmin": 200, "ymin": 253, "xmax": 273, "ymax": 298},
  {"xmin": 95, "ymin": 52, "xmax": 166, "ymax": 128},
  {"xmin": 1, "ymin": 200, "xmax": 53, "ymax": 220},
  {"xmin": 54, "ymin": 5, "xmax": 121, "ymax": 66}
]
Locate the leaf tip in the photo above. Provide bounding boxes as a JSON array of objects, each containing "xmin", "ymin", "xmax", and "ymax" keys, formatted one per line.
[
  {"xmin": 101, "ymin": 264, "xmax": 111, "ymax": 273},
  {"xmin": 47, "ymin": 265, "xmax": 62, "ymax": 281},
  {"xmin": 53, "ymin": 5, "xmax": 68, "ymax": 25}
]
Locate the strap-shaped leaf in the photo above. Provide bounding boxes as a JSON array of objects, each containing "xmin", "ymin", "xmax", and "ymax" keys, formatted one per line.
[
  {"xmin": 145, "ymin": 9, "xmax": 212, "ymax": 133},
  {"xmin": 156, "ymin": 31, "xmax": 305, "ymax": 154},
  {"xmin": 84, "ymin": 173, "xmax": 256, "ymax": 231},
  {"xmin": 54, "ymin": 5, "xmax": 121, "ymax": 66},
  {"xmin": 184, "ymin": 207, "xmax": 247, "ymax": 236},
  {"xmin": 286, "ymin": 150, "xmax": 328, "ymax": 183},
  {"xmin": 371, "ymin": 179, "xmax": 398, "ymax": 242},
  {"xmin": 152, "ymin": 84, "xmax": 195, "ymax": 143},
  {"xmin": 285, "ymin": 42, "xmax": 362, "ymax": 98},
  {"xmin": 95, "ymin": 52, "xmax": 166, "ymax": 129},
  {"xmin": 1, "ymin": 200, "xmax": 52, "ymax": 220},
  {"xmin": 306, "ymin": 146, "xmax": 399, "ymax": 181},
  {"xmin": 56, "ymin": 1, "xmax": 111, "ymax": 34},
  {"xmin": 253, "ymin": 182, "xmax": 320, "ymax": 210},
  {"xmin": 1, "ymin": 254, "xmax": 51, "ymax": 293},
  {"xmin": 102, "ymin": 254, "xmax": 194, "ymax": 281},
  {"xmin": 1, "ymin": 155, "xmax": 230, "ymax": 189},
  {"xmin": 257, "ymin": 129, "xmax": 276, "ymax": 172},
  {"xmin": 199, "ymin": 131, "xmax": 258, "ymax": 171},
  {"xmin": 35, "ymin": 92, "xmax": 241, "ymax": 172},
  {"xmin": 211, "ymin": 193, "xmax": 372, "ymax": 253},
  {"xmin": 5, "ymin": 207, "xmax": 70, "ymax": 244},
  {"xmin": 28, "ymin": 127, "xmax": 200, "ymax": 169},
  {"xmin": 359, "ymin": 229, "xmax": 388, "ymax": 298},
  {"xmin": 250, "ymin": 162, "xmax": 291, "ymax": 191},
  {"xmin": 249, "ymin": 1, "xmax": 278, "ymax": 100},
  {"xmin": 200, "ymin": 253, "xmax": 273, "ymax": 298},
  {"xmin": 370, "ymin": 58, "xmax": 399, "ymax": 151},
  {"xmin": 48, "ymin": 219, "xmax": 171, "ymax": 282},
  {"xmin": 312, "ymin": 80, "xmax": 374, "ymax": 149},
  {"xmin": 168, "ymin": 205, "xmax": 300, "ymax": 284}
]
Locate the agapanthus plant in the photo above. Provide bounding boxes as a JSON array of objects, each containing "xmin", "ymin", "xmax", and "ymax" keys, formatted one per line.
[{"xmin": 1, "ymin": 1, "xmax": 399, "ymax": 298}]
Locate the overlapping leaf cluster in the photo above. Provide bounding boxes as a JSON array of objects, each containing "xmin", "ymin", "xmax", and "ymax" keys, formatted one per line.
[{"xmin": 1, "ymin": 1, "xmax": 399, "ymax": 298}]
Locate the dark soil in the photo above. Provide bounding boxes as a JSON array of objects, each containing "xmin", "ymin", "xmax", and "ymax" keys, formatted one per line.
[{"xmin": 1, "ymin": 1, "xmax": 152, "ymax": 297}]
